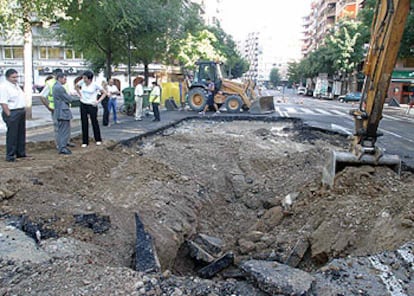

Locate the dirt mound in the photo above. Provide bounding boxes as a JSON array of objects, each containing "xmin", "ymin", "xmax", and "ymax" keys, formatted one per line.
[{"xmin": 1, "ymin": 119, "xmax": 413, "ymax": 294}]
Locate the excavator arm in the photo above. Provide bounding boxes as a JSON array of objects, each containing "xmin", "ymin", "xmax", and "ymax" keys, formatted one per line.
[
  {"xmin": 323, "ymin": 0, "xmax": 410, "ymax": 187},
  {"xmin": 351, "ymin": 0, "xmax": 410, "ymax": 155}
]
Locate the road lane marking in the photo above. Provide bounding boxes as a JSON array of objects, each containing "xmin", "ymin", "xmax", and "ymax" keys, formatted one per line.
[
  {"xmin": 314, "ymin": 108, "xmax": 332, "ymax": 115},
  {"xmin": 382, "ymin": 129, "xmax": 414, "ymax": 143},
  {"xmin": 286, "ymin": 107, "xmax": 298, "ymax": 113},
  {"xmin": 275, "ymin": 106, "xmax": 288, "ymax": 117},
  {"xmin": 299, "ymin": 108, "xmax": 316, "ymax": 114},
  {"xmin": 330, "ymin": 109, "xmax": 347, "ymax": 116},
  {"xmin": 330, "ymin": 124, "xmax": 352, "ymax": 135}
]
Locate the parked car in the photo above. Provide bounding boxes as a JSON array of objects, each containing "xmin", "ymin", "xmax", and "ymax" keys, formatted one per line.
[
  {"xmin": 338, "ymin": 92, "xmax": 362, "ymax": 103},
  {"xmin": 297, "ymin": 86, "xmax": 307, "ymax": 95}
]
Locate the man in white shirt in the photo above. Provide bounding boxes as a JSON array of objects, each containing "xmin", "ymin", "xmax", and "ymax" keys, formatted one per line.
[
  {"xmin": 134, "ymin": 79, "xmax": 144, "ymax": 121},
  {"xmin": 0, "ymin": 69, "xmax": 27, "ymax": 162}
]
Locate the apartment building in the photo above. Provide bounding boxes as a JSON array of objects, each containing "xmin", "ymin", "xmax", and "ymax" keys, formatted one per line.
[
  {"xmin": 302, "ymin": 0, "xmax": 414, "ymax": 103},
  {"xmin": 302, "ymin": 1, "xmax": 318, "ymax": 57},
  {"xmin": 237, "ymin": 31, "xmax": 295, "ymax": 84},
  {"xmin": 0, "ymin": 24, "xmax": 89, "ymax": 87},
  {"xmin": 314, "ymin": 0, "xmax": 338, "ymax": 46},
  {"xmin": 302, "ymin": 0, "xmax": 365, "ymax": 57},
  {"xmin": 336, "ymin": 0, "xmax": 364, "ymax": 20}
]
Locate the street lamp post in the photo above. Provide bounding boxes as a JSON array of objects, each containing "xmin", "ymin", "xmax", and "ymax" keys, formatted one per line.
[{"xmin": 128, "ymin": 37, "xmax": 132, "ymax": 87}]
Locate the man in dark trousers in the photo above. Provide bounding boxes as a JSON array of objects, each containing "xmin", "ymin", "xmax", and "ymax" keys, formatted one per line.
[
  {"xmin": 53, "ymin": 73, "xmax": 74, "ymax": 155},
  {"xmin": 0, "ymin": 69, "xmax": 27, "ymax": 162},
  {"xmin": 149, "ymin": 81, "xmax": 161, "ymax": 121}
]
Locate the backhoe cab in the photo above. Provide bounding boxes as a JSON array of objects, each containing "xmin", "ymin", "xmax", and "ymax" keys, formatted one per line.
[{"xmin": 186, "ymin": 61, "xmax": 274, "ymax": 114}]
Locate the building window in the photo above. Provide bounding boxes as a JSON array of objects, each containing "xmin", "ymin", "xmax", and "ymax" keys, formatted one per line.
[
  {"xmin": 64, "ymin": 48, "xmax": 82, "ymax": 60},
  {"xmin": 4, "ymin": 47, "xmax": 23, "ymax": 59},
  {"xmin": 49, "ymin": 47, "xmax": 61, "ymax": 59},
  {"xmin": 39, "ymin": 47, "xmax": 63, "ymax": 59},
  {"xmin": 65, "ymin": 49, "xmax": 73, "ymax": 59}
]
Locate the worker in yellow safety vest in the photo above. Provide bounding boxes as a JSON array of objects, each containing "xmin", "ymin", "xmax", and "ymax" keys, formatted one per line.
[{"xmin": 149, "ymin": 81, "xmax": 161, "ymax": 122}]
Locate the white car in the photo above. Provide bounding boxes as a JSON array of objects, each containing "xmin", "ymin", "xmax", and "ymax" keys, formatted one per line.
[{"xmin": 297, "ymin": 86, "xmax": 307, "ymax": 95}]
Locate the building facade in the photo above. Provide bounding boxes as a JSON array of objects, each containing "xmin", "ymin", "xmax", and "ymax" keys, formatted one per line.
[
  {"xmin": 301, "ymin": 0, "xmax": 414, "ymax": 103},
  {"xmin": 0, "ymin": 25, "xmax": 88, "ymax": 88}
]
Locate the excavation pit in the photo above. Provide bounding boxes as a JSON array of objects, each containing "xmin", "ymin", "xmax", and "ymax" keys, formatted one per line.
[{"xmin": 1, "ymin": 119, "xmax": 413, "ymax": 294}]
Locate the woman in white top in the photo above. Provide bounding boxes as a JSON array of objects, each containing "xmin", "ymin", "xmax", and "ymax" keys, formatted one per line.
[{"xmin": 76, "ymin": 70, "xmax": 107, "ymax": 147}]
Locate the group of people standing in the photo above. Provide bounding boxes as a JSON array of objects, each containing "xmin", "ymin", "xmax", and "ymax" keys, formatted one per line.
[{"xmin": 0, "ymin": 68, "xmax": 163, "ymax": 161}]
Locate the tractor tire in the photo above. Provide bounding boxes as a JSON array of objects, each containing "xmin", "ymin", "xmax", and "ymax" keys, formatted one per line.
[
  {"xmin": 225, "ymin": 95, "xmax": 243, "ymax": 113},
  {"xmin": 188, "ymin": 88, "xmax": 208, "ymax": 112}
]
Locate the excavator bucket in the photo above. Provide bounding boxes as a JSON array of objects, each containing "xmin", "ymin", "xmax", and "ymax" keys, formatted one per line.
[
  {"xmin": 249, "ymin": 96, "xmax": 275, "ymax": 114},
  {"xmin": 322, "ymin": 150, "xmax": 401, "ymax": 187}
]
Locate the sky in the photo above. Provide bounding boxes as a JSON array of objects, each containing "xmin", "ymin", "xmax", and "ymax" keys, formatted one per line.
[{"xmin": 219, "ymin": 0, "xmax": 311, "ymax": 59}]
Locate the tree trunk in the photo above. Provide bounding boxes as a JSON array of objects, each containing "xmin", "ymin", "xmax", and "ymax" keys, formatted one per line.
[
  {"xmin": 106, "ymin": 52, "xmax": 112, "ymax": 80},
  {"xmin": 144, "ymin": 63, "xmax": 149, "ymax": 87},
  {"xmin": 23, "ymin": 20, "xmax": 33, "ymax": 119}
]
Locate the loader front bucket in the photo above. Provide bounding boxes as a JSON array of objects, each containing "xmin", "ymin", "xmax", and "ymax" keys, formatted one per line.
[
  {"xmin": 249, "ymin": 96, "xmax": 275, "ymax": 114},
  {"xmin": 322, "ymin": 150, "xmax": 401, "ymax": 187}
]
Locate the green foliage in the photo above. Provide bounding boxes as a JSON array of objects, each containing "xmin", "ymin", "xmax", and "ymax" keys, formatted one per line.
[
  {"xmin": 58, "ymin": 0, "xmax": 137, "ymax": 78},
  {"xmin": 358, "ymin": 0, "xmax": 414, "ymax": 58},
  {"xmin": 287, "ymin": 61, "xmax": 301, "ymax": 84},
  {"xmin": 0, "ymin": 0, "xmax": 73, "ymax": 36},
  {"xmin": 298, "ymin": 0, "xmax": 414, "ymax": 81},
  {"xmin": 129, "ymin": 0, "xmax": 203, "ymax": 68},
  {"xmin": 299, "ymin": 46, "xmax": 335, "ymax": 78},
  {"xmin": 206, "ymin": 25, "xmax": 248, "ymax": 78},
  {"xmin": 325, "ymin": 20, "xmax": 364, "ymax": 75},
  {"xmin": 58, "ymin": 0, "xmax": 203, "ymax": 80},
  {"xmin": 269, "ymin": 68, "xmax": 281, "ymax": 87},
  {"xmin": 298, "ymin": 20, "xmax": 364, "ymax": 80},
  {"xmin": 175, "ymin": 29, "xmax": 225, "ymax": 69},
  {"xmin": 225, "ymin": 57, "xmax": 249, "ymax": 79},
  {"xmin": 173, "ymin": 24, "xmax": 248, "ymax": 78}
]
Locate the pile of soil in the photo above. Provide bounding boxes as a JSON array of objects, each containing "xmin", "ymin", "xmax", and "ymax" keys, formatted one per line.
[{"xmin": 1, "ymin": 119, "xmax": 413, "ymax": 295}]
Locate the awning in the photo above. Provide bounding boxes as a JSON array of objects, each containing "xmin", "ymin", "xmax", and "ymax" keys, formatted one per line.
[{"xmin": 391, "ymin": 70, "xmax": 414, "ymax": 83}]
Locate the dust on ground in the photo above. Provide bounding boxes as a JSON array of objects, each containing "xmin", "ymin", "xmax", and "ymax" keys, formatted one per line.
[{"xmin": 0, "ymin": 119, "xmax": 413, "ymax": 295}]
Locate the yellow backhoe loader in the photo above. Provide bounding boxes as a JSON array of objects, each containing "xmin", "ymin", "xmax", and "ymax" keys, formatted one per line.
[
  {"xmin": 185, "ymin": 61, "xmax": 274, "ymax": 114},
  {"xmin": 323, "ymin": 0, "xmax": 410, "ymax": 187}
]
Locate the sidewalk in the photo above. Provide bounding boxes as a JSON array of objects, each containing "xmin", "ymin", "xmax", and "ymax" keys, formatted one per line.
[{"xmin": 0, "ymin": 103, "xmax": 195, "ymax": 146}]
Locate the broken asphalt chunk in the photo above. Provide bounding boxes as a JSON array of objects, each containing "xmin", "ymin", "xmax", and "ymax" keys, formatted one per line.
[
  {"xmin": 73, "ymin": 213, "xmax": 110, "ymax": 233},
  {"xmin": 197, "ymin": 252, "xmax": 234, "ymax": 279},
  {"xmin": 187, "ymin": 240, "xmax": 215, "ymax": 263},
  {"xmin": 240, "ymin": 260, "xmax": 314, "ymax": 295},
  {"xmin": 193, "ymin": 233, "xmax": 224, "ymax": 256},
  {"xmin": 134, "ymin": 212, "xmax": 161, "ymax": 273}
]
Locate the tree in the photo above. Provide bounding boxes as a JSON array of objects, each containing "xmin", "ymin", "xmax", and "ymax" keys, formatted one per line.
[
  {"xmin": 325, "ymin": 20, "xmax": 365, "ymax": 91},
  {"xmin": 128, "ymin": 0, "xmax": 203, "ymax": 85},
  {"xmin": 207, "ymin": 25, "xmax": 249, "ymax": 79},
  {"xmin": 358, "ymin": 0, "xmax": 414, "ymax": 59},
  {"xmin": 175, "ymin": 29, "xmax": 225, "ymax": 70},
  {"xmin": 299, "ymin": 46, "xmax": 335, "ymax": 79},
  {"xmin": 269, "ymin": 68, "xmax": 281, "ymax": 88},
  {"xmin": 0, "ymin": 0, "xmax": 78, "ymax": 118},
  {"xmin": 287, "ymin": 61, "xmax": 301, "ymax": 85},
  {"xmin": 59, "ymin": 0, "xmax": 138, "ymax": 81}
]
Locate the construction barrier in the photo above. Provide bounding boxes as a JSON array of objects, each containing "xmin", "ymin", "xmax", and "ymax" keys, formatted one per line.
[{"xmin": 161, "ymin": 82, "xmax": 180, "ymax": 106}]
